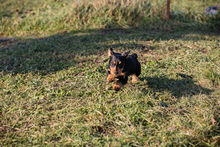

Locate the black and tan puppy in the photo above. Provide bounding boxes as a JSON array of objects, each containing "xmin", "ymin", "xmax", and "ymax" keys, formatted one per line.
[{"xmin": 107, "ymin": 48, "xmax": 141, "ymax": 91}]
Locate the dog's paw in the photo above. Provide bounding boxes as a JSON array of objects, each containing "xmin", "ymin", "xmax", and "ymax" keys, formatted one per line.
[
  {"xmin": 113, "ymin": 84, "xmax": 121, "ymax": 91},
  {"xmin": 132, "ymin": 74, "xmax": 139, "ymax": 83},
  {"xmin": 107, "ymin": 74, "xmax": 115, "ymax": 82},
  {"xmin": 112, "ymin": 82, "xmax": 123, "ymax": 91}
]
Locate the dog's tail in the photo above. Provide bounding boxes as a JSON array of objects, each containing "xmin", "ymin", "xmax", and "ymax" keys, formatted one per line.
[{"xmin": 131, "ymin": 53, "xmax": 138, "ymax": 59}]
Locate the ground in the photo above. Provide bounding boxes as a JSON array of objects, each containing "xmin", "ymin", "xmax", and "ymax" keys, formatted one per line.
[
  {"xmin": 0, "ymin": 0, "xmax": 220, "ymax": 146},
  {"xmin": 1, "ymin": 28, "xmax": 220, "ymax": 146}
]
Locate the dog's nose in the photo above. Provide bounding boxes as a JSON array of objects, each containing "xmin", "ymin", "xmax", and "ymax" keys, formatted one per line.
[{"xmin": 114, "ymin": 71, "xmax": 118, "ymax": 75}]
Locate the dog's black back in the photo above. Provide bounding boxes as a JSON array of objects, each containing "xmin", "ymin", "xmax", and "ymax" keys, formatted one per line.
[{"xmin": 123, "ymin": 53, "xmax": 141, "ymax": 77}]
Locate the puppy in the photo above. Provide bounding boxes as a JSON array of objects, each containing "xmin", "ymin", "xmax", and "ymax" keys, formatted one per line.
[{"xmin": 107, "ymin": 48, "xmax": 141, "ymax": 91}]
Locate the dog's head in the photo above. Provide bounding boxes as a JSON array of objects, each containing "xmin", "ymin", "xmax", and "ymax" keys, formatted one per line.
[{"xmin": 108, "ymin": 48, "xmax": 130, "ymax": 77}]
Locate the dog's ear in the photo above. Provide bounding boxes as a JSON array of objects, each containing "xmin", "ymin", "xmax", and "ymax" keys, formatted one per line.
[
  {"xmin": 108, "ymin": 48, "xmax": 114, "ymax": 57},
  {"xmin": 123, "ymin": 50, "xmax": 130, "ymax": 58}
]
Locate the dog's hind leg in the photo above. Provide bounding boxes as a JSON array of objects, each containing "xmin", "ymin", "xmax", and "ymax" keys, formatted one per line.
[{"xmin": 132, "ymin": 74, "xmax": 139, "ymax": 83}]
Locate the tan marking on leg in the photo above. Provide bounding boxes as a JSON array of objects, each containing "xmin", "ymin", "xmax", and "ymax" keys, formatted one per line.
[
  {"xmin": 112, "ymin": 81, "xmax": 123, "ymax": 91},
  {"xmin": 132, "ymin": 74, "xmax": 139, "ymax": 83}
]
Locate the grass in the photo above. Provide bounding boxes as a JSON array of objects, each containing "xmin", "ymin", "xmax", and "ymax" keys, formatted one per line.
[
  {"xmin": 1, "ymin": 0, "xmax": 220, "ymax": 36},
  {"xmin": 1, "ymin": 0, "xmax": 220, "ymax": 146}
]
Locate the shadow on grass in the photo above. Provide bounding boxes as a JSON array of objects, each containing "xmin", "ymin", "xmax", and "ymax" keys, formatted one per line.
[
  {"xmin": 140, "ymin": 73, "xmax": 213, "ymax": 99},
  {"xmin": 0, "ymin": 28, "xmax": 141, "ymax": 75},
  {"xmin": 0, "ymin": 27, "xmax": 219, "ymax": 75}
]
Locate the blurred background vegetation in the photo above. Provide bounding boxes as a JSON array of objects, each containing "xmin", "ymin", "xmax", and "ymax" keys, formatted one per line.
[{"xmin": 1, "ymin": 0, "xmax": 220, "ymax": 37}]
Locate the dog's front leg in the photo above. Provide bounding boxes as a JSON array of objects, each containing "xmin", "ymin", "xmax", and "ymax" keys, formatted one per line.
[{"xmin": 112, "ymin": 75, "xmax": 128, "ymax": 91}]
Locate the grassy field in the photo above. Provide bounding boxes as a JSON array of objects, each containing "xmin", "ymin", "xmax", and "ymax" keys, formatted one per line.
[{"xmin": 1, "ymin": 0, "xmax": 220, "ymax": 146}]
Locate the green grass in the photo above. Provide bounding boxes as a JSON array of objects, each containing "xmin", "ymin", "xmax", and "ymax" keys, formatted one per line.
[
  {"xmin": 1, "ymin": 0, "xmax": 220, "ymax": 146},
  {"xmin": 1, "ymin": 0, "xmax": 220, "ymax": 36}
]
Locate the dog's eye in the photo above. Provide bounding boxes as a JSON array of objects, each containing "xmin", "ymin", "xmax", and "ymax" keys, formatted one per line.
[
  {"xmin": 113, "ymin": 61, "xmax": 116, "ymax": 65},
  {"xmin": 118, "ymin": 61, "xmax": 121, "ymax": 64}
]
